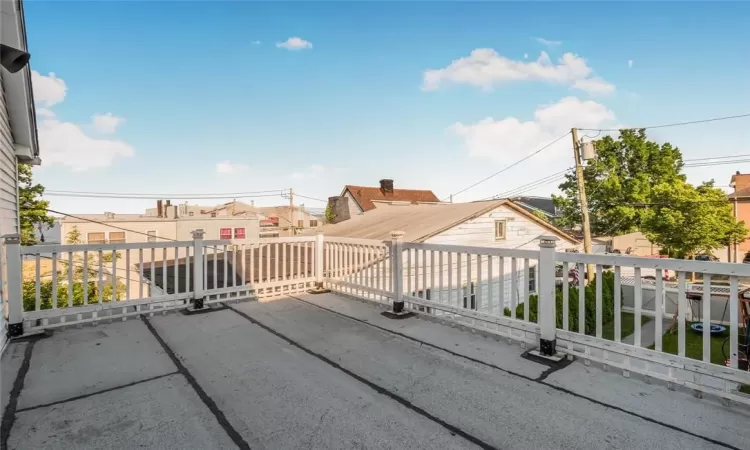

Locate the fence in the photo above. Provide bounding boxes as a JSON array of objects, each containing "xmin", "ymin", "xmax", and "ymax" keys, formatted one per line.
[
  {"xmin": 322, "ymin": 232, "xmax": 750, "ymax": 405},
  {"xmin": 4, "ymin": 229, "xmax": 750, "ymax": 404},
  {"xmin": 2, "ymin": 230, "xmax": 320, "ymax": 336}
]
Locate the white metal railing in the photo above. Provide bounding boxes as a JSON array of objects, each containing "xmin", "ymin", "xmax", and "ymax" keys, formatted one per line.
[
  {"xmin": 3, "ymin": 231, "xmax": 321, "ymax": 337},
  {"xmin": 321, "ymin": 232, "xmax": 750, "ymax": 404}
]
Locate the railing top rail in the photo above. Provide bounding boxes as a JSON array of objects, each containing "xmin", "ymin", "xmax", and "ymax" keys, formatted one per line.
[
  {"xmin": 556, "ymin": 251, "xmax": 750, "ymax": 276},
  {"xmin": 324, "ymin": 236, "xmax": 389, "ymax": 246},
  {"xmin": 403, "ymin": 242, "xmax": 539, "ymax": 260},
  {"xmin": 254, "ymin": 236, "xmax": 317, "ymax": 244},
  {"xmin": 20, "ymin": 240, "xmax": 230, "ymax": 255}
]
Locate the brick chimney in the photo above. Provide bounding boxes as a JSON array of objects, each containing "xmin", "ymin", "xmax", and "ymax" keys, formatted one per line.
[
  {"xmin": 326, "ymin": 196, "xmax": 351, "ymax": 224},
  {"xmin": 379, "ymin": 179, "xmax": 394, "ymax": 195},
  {"xmin": 157, "ymin": 200, "xmax": 163, "ymax": 218}
]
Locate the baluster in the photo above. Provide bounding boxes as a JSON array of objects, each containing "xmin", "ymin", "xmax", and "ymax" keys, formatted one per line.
[
  {"xmin": 634, "ymin": 267, "xmax": 642, "ymax": 346},
  {"xmin": 578, "ymin": 262, "xmax": 585, "ymax": 334},
  {"xmin": 476, "ymin": 254, "xmax": 482, "ymax": 311},
  {"xmin": 510, "ymin": 258, "xmax": 517, "ymax": 319},
  {"xmin": 594, "ymin": 265, "xmax": 603, "ymax": 338},
  {"xmin": 83, "ymin": 250, "xmax": 89, "ymax": 305},
  {"xmin": 126, "ymin": 249, "xmax": 131, "ymax": 300},
  {"xmin": 162, "ymin": 248, "xmax": 168, "ymax": 294},
  {"xmin": 51, "ymin": 252, "xmax": 58, "ymax": 309},
  {"xmin": 498, "ymin": 257, "xmax": 505, "ymax": 316},
  {"xmin": 138, "ymin": 249, "xmax": 143, "ymax": 299},
  {"xmin": 456, "ymin": 253, "xmax": 462, "ymax": 308},
  {"xmin": 67, "ymin": 251, "xmax": 73, "ymax": 308},
  {"xmin": 677, "ymin": 271, "xmax": 686, "ymax": 357},
  {"xmin": 702, "ymin": 273, "xmax": 712, "ymax": 363}
]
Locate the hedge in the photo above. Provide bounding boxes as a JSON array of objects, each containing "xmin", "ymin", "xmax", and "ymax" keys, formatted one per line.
[{"xmin": 504, "ymin": 271, "xmax": 616, "ymax": 335}]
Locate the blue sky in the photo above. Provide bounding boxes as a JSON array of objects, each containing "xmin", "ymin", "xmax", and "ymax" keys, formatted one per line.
[{"xmin": 25, "ymin": 1, "xmax": 750, "ymax": 213}]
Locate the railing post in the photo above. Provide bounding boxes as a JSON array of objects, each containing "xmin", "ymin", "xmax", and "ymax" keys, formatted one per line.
[
  {"xmin": 191, "ymin": 229, "xmax": 205, "ymax": 310},
  {"xmin": 537, "ymin": 235, "xmax": 559, "ymax": 356},
  {"xmin": 5, "ymin": 234, "xmax": 24, "ymax": 337},
  {"xmin": 315, "ymin": 230, "xmax": 324, "ymax": 285},
  {"xmin": 382, "ymin": 231, "xmax": 413, "ymax": 319}
]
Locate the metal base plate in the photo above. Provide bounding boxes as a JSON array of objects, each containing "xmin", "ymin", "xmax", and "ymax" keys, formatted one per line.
[
  {"xmin": 181, "ymin": 305, "xmax": 227, "ymax": 316},
  {"xmin": 527, "ymin": 349, "xmax": 567, "ymax": 363},
  {"xmin": 306, "ymin": 288, "xmax": 331, "ymax": 295},
  {"xmin": 381, "ymin": 310, "xmax": 416, "ymax": 320}
]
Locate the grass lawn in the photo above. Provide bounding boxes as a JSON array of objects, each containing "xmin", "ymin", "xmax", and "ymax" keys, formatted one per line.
[{"xmin": 601, "ymin": 312, "xmax": 650, "ymax": 341}]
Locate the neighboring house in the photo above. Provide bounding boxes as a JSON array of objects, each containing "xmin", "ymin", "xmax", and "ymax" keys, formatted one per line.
[
  {"xmin": 321, "ymin": 200, "xmax": 580, "ymax": 313},
  {"xmin": 510, "ymin": 196, "xmax": 559, "ymax": 220},
  {"xmin": 327, "ymin": 179, "xmax": 440, "ymax": 224},
  {"xmin": 1, "ymin": 0, "xmax": 38, "ymax": 239},
  {"xmin": 59, "ymin": 210, "xmax": 260, "ymax": 256},
  {"xmin": 145, "ymin": 200, "xmax": 320, "ymax": 237},
  {"xmin": 729, "ymin": 171, "xmax": 750, "ymax": 262}
]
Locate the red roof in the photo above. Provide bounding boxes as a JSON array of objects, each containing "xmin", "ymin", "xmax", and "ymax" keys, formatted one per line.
[{"xmin": 344, "ymin": 185, "xmax": 440, "ymax": 212}]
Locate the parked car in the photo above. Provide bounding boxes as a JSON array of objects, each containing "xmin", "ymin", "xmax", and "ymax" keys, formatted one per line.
[
  {"xmin": 743, "ymin": 252, "xmax": 750, "ymax": 264},
  {"xmin": 695, "ymin": 254, "xmax": 719, "ymax": 262}
]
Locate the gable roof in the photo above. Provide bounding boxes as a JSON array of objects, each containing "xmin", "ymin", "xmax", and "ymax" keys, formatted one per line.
[
  {"xmin": 319, "ymin": 199, "xmax": 578, "ymax": 244},
  {"xmin": 342, "ymin": 185, "xmax": 439, "ymax": 212},
  {"xmin": 727, "ymin": 187, "xmax": 750, "ymax": 199},
  {"xmin": 511, "ymin": 196, "xmax": 558, "ymax": 217}
]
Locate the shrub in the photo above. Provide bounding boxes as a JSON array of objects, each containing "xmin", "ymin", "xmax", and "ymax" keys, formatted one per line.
[
  {"xmin": 504, "ymin": 271, "xmax": 616, "ymax": 335},
  {"xmin": 23, "ymin": 279, "xmax": 123, "ymax": 312}
]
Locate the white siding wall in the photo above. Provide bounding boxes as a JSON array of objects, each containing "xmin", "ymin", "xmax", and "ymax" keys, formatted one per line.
[
  {"xmin": 343, "ymin": 190, "xmax": 363, "ymax": 218},
  {"xmin": 398, "ymin": 205, "xmax": 578, "ymax": 314},
  {"xmin": 0, "ymin": 70, "xmax": 19, "ymax": 238}
]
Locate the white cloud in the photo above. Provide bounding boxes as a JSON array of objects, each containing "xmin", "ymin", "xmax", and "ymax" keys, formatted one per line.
[
  {"xmin": 276, "ymin": 37, "xmax": 312, "ymax": 50},
  {"xmin": 536, "ymin": 37, "xmax": 562, "ymax": 46},
  {"xmin": 572, "ymin": 77, "xmax": 616, "ymax": 95},
  {"xmin": 91, "ymin": 113, "xmax": 126, "ymax": 134},
  {"xmin": 38, "ymin": 119, "xmax": 135, "ymax": 171},
  {"xmin": 36, "ymin": 108, "xmax": 55, "ymax": 118},
  {"xmin": 628, "ymin": 59, "xmax": 633, "ymax": 69},
  {"xmin": 422, "ymin": 49, "xmax": 615, "ymax": 95},
  {"xmin": 523, "ymin": 53, "xmax": 529, "ymax": 59},
  {"xmin": 31, "ymin": 71, "xmax": 67, "ymax": 107},
  {"xmin": 251, "ymin": 40, "xmax": 261, "ymax": 45},
  {"xmin": 449, "ymin": 96, "xmax": 616, "ymax": 163},
  {"xmin": 216, "ymin": 161, "xmax": 250, "ymax": 174},
  {"xmin": 291, "ymin": 164, "xmax": 325, "ymax": 179}
]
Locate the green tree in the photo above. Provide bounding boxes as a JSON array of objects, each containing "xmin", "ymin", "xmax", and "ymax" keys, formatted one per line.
[
  {"xmin": 324, "ymin": 204, "xmax": 336, "ymax": 224},
  {"xmin": 640, "ymin": 181, "xmax": 747, "ymax": 258},
  {"xmin": 23, "ymin": 226, "xmax": 125, "ymax": 312},
  {"xmin": 552, "ymin": 129, "xmax": 685, "ymax": 236},
  {"xmin": 18, "ymin": 164, "xmax": 54, "ymax": 245}
]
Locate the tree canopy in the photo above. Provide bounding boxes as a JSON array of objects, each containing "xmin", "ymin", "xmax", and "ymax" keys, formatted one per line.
[
  {"xmin": 19, "ymin": 164, "xmax": 54, "ymax": 245},
  {"xmin": 552, "ymin": 129, "xmax": 746, "ymax": 257}
]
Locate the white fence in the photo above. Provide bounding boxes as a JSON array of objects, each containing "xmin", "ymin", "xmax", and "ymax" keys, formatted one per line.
[
  {"xmin": 4, "ymin": 230, "xmax": 749, "ymax": 404},
  {"xmin": 2, "ymin": 230, "xmax": 320, "ymax": 335},
  {"xmin": 322, "ymin": 233, "xmax": 750, "ymax": 405}
]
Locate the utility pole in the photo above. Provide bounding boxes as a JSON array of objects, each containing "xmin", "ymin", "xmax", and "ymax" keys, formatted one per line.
[
  {"xmin": 572, "ymin": 128, "xmax": 594, "ymax": 282},
  {"xmin": 289, "ymin": 188, "xmax": 295, "ymax": 236}
]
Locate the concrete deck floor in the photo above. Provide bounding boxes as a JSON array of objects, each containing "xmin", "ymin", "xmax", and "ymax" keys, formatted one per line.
[{"xmin": 2, "ymin": 292, "xmax": 749, "ymax": 450}]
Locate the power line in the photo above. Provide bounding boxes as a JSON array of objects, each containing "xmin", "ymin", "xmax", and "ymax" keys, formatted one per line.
[
  {"xmin": 445, "ymin": 131, "xmax": 571, "ymax": 201},
  {"xmin": 684, "ymin": 153, "xmax": 750, "ymax": 163},
  {"xmin": 43, "ymin": 188, "xmax": 286, "ymax": 197},
  {"xmin": 577, "ymin": 113, "xmax": 750, "ymax": 132},
  {"xmin": 294, "ymin": 193, "xmax": 328, "ymax": 203},
  {"xmin": 483, "ymin": 168, "xmax": 573, "ymax": 201},
  {"xmin": 43, "ymin": 192, "xmax": 286, "ymax": 200}
]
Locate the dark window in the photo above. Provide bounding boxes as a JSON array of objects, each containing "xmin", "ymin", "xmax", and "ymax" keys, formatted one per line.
[
  {"xmin": 220, "ymin": 228, "xmax": 232, "ymax": 239},
  {"xmin": 310, "ymin": 220, "xmax": 319, "ymax": 227},
  {"xmin": 234, "ymin": 228, "xmax": 246, "ymax": 239}
]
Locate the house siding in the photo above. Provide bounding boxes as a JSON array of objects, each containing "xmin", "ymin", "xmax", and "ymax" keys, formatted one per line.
[
  {"xmin": 342, "ymin": 190, "xmax": 363, "ymax": 218},
  {"xmin": 0, "ymin": 69, "xmax": 19, "ymax": 238},
  {"xmin": 407, "ymin": 205, "xmax": 577, "ymax": 314}
]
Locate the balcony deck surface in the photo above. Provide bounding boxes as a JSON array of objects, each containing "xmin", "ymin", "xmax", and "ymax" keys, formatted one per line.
[{"xmin": 2, "ymin": 292, "xmax": 748, "ymax": 450}]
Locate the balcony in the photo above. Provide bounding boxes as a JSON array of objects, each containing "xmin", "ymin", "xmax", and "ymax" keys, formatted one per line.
[{"xmin": 1, "ymin": 232, "xmax": 749, "ymax": 449}]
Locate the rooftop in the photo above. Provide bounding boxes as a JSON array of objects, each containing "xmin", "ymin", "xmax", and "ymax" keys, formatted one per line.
[
  {"xmin": 344, "ymin": 183, "xmax": 440, "ymax": 212},
  {"xmin": 3, "ymin": 292, "xmax": 748, "ymax": 449},
  {"xmin": 319, "ymin": 199, "xmax": 578, "ymax": 243}
]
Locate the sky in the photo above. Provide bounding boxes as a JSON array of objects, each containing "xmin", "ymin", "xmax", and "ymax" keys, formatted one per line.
[{"xmin": 23, "ymin": 1, "xmax": 750, "ymax": 215}]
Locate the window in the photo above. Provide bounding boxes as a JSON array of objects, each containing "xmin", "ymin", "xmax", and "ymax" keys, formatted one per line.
[
  {"xmin": 463, "ymin": 282, "xmax": 476, "ymax": 310},
  {"xmin": 147, "ymin": 230, "xmax": 157, "ymax": 242},
  {"xmin": 494, "ymin": 220, "xmax": 506, "ymax": 240},
  {"xmin": 297, "ymin": 220, "xmax": 304, "ymax": 229},
  {"xmin": 189, "ymin": 211, "xmax": 194, "ymax": 216},
  {"xmin": 310, "ymin": 220, "xmax": 319, "ymax": 228},
  {"xmin": 220, "ymin": 228, "xmax": 232, "ymax": 239},
  {"xmin": 87, "ymin": 232, "xmax": 105, "ymax": 244},
  {"xmin": 109, "ymin": 232, "xmax": 126, "ymax": 244},
  {"xmin": 234, "ymin": 227, "xmax": 246, "ymax": 239}
]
